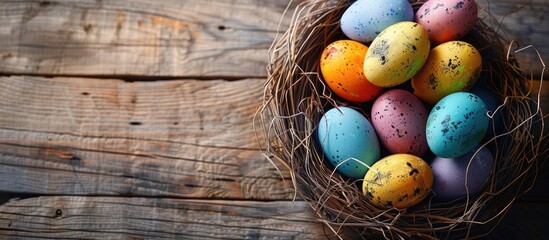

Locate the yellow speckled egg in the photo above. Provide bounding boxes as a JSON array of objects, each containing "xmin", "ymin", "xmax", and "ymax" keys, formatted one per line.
[
  {"xmin": 362, "ymin": 154, "xmax": 433, "ymax": 209},
  {"xmin": 364, "ymin": 21, "xmax": 430, "ymax": 87},
  {"xmin": 412, "ymin": 41, "xmax": 482, "ymax": 105}
]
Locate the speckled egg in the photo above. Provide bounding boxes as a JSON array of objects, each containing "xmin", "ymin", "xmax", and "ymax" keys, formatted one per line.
[
  {"xmin": 416, "ymin": 0, "xmax": 478, "ymax": 44},
  {"xmin": 364, "ymin": 22, "xmax": 430, "ymax": 87},
  {"xmin": 412, "ymin": 41, "xmax": 482, "ymax": 105},
  {"xmin": 317, "ymin": 107, "xmax": 381, "ymax": 179},
  {"xmin": 431, "ymin": 147, "xmax": 494, "ymax": 201},
  {"xmin": 371, "ymin": 89, "xmax": 429, "ymax": 156},
  {"xmin": 340, "ymin": 0, "xmax": 414, "ymax": 42},
  {"xmin": 320, "ymin": 40, "xmax": 382, "ymax": 103},
  {"xmin": 363, "ymin": 154, "xmax": 433, "ymax": 209},
  {"xmin": 470, "ymin": 83, "xmax": 503, "ymax": 139},
  {"xmin": 426, "ymin": 92, "xmax": 489, "ymax": 158}
]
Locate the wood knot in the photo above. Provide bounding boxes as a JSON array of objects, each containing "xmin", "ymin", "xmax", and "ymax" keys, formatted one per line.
[
  {"xmin": 54, "ymin": 209, "xmax": 63, "ymax": 218},
  {"xmin": 39, "ymin": 1, "xmax": 51, "ymax": 7},
  {"xmin": 45, "ymin": 148, "xmax": 80, "ymax": 161},
  {"xmin": 83, "ymin": 24, "xmax": 93, "ymax": 33}
]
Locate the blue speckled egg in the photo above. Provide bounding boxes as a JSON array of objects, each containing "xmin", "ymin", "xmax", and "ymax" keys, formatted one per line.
[
  {"xmin": 340, "ymin": 0, "xmax": 414, "ymax": 43},
  {"xmin": 317, "ymin": 107, "xmax": 381, "ymax": 179},
  {"xmin": 426, "ymin": 92, "xmax": 489, "ymax": 158},
  {"xmin": 470, "ymin": 83, "xmax": 503, "ymax": 139}
]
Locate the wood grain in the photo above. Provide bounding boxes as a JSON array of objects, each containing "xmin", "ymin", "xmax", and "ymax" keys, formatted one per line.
[
  {"xmin": 0, "ymin": 0, "xmax": 297, "ymax": 78},
  {"xmin": 0, "ymin": 196, "xmax": 331, "ymax": 240},
  {"xmin": 0, "ymin": 75, "xmax": 294, "ymax": 199}
]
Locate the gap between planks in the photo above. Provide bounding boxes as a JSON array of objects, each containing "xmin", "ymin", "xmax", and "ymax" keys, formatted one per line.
[{"xmin": 0, "ymin": 73, "xmax": 265, "ymax": 82}]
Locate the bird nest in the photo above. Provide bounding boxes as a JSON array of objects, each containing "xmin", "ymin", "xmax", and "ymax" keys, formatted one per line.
[{"xmin": 258, "ymin": 0, "xmax": 545, "ymax": 239}]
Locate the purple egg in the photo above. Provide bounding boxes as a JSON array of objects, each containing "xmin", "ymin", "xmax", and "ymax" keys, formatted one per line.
[{"xmin": 430, "ymin": 147, "xmax": 494, "ymax": 201}]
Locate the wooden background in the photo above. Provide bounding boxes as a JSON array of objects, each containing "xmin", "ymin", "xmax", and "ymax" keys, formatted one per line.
[{"xmin": 0, "ymin": 0, "xmax": 547, "ymax": 239}]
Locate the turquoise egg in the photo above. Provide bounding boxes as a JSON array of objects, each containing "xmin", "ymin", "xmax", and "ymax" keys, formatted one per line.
[
  {"xmin": 426, "ymin": 92, "xmax": 489, "ymax": 158},
  {"xmin": 317, "ymin": 107, "xmax": 380, "ymax": 179},
  {"xmin": 470, "ymin": 84, "xmax": 504, "ymax": 139}
]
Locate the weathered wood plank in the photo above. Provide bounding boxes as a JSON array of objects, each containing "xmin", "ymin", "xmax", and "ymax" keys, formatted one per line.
[
  {"xmin": 0, "ymin": 75, "xmax": 545, "ymax": 199},
  {"xmin": 0, "ymin": 0, "xmax": 545, "ymax": 78},
  {"xmin": 0, "ymin": 196, "xmax": 548, "ymax": 239},
  {"xmin": 0, "ymin": 0, "xmax": 297, "ymax": 78},
  {"xmin": 0, "ymin": 75, "xmax": 294, "ymax": 199},
  {"xmin": 477, "ymin": 0, "xmax": 548, "ymax": 78},
  {"xmin": 0, "ymin": 197, "xmax": 332, "ymax": 240}
]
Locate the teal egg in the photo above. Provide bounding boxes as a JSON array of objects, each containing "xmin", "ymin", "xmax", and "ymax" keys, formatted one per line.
[
  {"xmin": 426, "ymin": 92, "xmax": 489, "ymax": 158},
  {"xmin": 317, "ymin": 107, "xmax": 380, "ymax": 179},
  {"xmin": 470, "ymin": 84, "xmax": 504, "ymax": 139}
]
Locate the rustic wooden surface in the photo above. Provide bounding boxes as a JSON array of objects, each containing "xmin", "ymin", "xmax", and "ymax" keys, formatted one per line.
[
  {"xmin": 0, "ymin": 197, "xmax": 337, "ymax": 239},
  {"xmin": 0, "ymin": 0, "xmax": 297, "ymax": 78},
  {"xmin": 0, "ymin": 76, "xmax": 294, "ymax": 200},
  {"xmin": 0, "ymin": 0, "xmax": 547, "ymax": 239}
]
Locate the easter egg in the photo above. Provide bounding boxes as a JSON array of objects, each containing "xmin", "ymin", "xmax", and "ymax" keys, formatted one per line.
[
  {"xmin": 340, "ymin": 0, "xmax": 414, "ymax": 42},
  {"xmin": 416, "ymin": 0, "xmax": 478, "ymax": 44},
  {"xmin": 412, "ymin": 41, "xmax": 482, "ymax": 105},
  {"xmin": 371, "ymin": 89, "xmax": 429, "ymax": 156},
  {"xmin": 363, "ymin": 154, "xmax": 433, "ymax": 209},
  {"xmin": 317, "ymin": 107, "xmax": 381, "ymax": 179},
  {"xmin": 426, "ymin": 92, "xmax": 489, "ymax": 158},
  {"xmin": 470, "ymin": 83, "xmax": 503, "ymax": 139},
  {"xmin": 320, "ymin": 40, "xmax": 382, "ymax": 103},
  {"xmin": 431, "ymin": 147, "xmax": 494, "ymax": 201},
  {"xmin": 364, "ymin": 22, "xmax": 430, "ymax": 87}
]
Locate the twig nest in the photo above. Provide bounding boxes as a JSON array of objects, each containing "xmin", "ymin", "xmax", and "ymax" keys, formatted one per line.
[{"xmin": 259, "ymin": 0, "xmax": 544, "ymax": 238}]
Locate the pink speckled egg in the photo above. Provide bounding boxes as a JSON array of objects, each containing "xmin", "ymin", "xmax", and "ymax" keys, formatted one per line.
[
  {"xmin": 415, "ymin": 0, "xmax": 478, "ymax": 44},
  {"xmin": 371, "ymin": 89, "xmax": 429, "ymax": 156}
]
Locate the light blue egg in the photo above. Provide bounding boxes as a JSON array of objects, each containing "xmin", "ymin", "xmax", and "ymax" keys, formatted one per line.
[
  {"xmin": 317, "ymin": 107, "xmax": 380, "ymax": 179},
  {"xmin": 340, "ymin": 0, "xmax": 414, "ymax": 42},
  {"xmin": 426, "ymin": 92, "xmax": 489, "ymax": 158}
]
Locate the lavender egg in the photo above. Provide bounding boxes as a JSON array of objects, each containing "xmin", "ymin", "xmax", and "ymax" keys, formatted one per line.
[
  {"xmin": 431, "ymin": 147, "xmax": 494, "ymax": 201},
  {"xmin": 371, "ymin": 89, "xmax": 429, "ymax": 156},
  {"xmin": 340, "ymin": 0, "xmax": 413, "ymax": 43}
]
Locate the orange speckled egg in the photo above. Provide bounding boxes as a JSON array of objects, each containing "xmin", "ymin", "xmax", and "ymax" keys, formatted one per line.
[
  {"xmin": 363, "ymin": 154, "xmax": 433, "ymax": 209},
  {"xmin": 320, "ymin": 40, "xmax": 382, "ymax": 103},
  {"xmin": 412, "ymin": 41, "xmax": 482, "ymax": 105}
]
